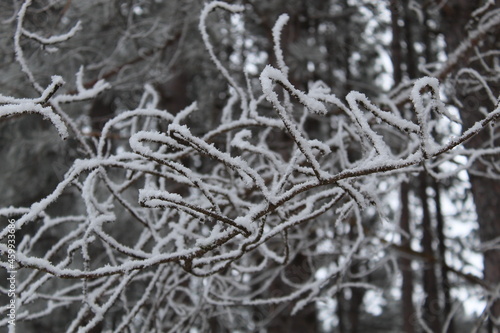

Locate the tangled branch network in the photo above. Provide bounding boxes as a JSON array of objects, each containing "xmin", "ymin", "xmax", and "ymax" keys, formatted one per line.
[{"xmin": 1, "ymin": 1, "xmax": 499, "ymax": 331}]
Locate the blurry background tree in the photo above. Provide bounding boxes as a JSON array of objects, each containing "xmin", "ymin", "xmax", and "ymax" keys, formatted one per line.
[{"xmin": 0, "ymin": 0, "xmax": 499, "ymax": 332}]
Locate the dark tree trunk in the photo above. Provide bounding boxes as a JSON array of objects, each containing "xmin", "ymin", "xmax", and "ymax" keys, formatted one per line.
[
  {"xmin": 402, "ymin": 0, "xmax": 417, "ymax": 79},
  {"xmin": 391, "ymin": 3, "xmax": 416, "ymax": 331},
  {"xmin": 433, "ymin": 178, "xmax": 455, "ymax": 333},
  {"xmin": 266, "ymin": 253, "xmax": 318, "ymax": 333},
  {"xmin": 438, "ymin": 1, "xmax": 500, "ymax": 327},
  {"xmin": 390, "ymin": 0, "xmax": 403, "ymax": 86},
  {"xmin": 401, "ymin": 3, "xmax": 442, "ymax": 330},
  {"xmin": 419, "ymin": 173, "xmax": 441, "ymax": 332},
  {"xmin": 400, "ymin": 181, "xmax": 415, "ymax": 333},
  {"xmin": 337, "ymin": 290, "xmax": 346, "ymax": 333},
  {"xmin": 346, "ymin": 229, "xmax": 366, "ymax": 333},
  {"xmin": 421, "ymin": 6, "xmax": 454, "ymax": 331},
  {"xmin": 347, "ymin": 287, "xmax": 365, "ymax": 333}
]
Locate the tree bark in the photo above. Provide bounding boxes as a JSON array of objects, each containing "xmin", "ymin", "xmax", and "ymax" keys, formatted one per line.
[
  {"xmin": 438, "ymin": 1, "xmax": 500, "ymax": 327},
  {"xmin": 391, "ymin": 3, "xmax": 416, "ymax": 331},
  {"xmin": 390, "ymin": 0, "xmax": 403, "ymax": 85},
  {"xmin": 419, "ymin": 173, "xmax": 441, "ymax": 332},
  {"xmin": 433, "ymin": 178, "xmax": 455, "ymax": 333},
  {"xmin": 400, "ymin": 181, "xmax": 415, "ymax": 333},
  {"xmin": 266, "ymin": 253, "xmax": 318, "ymax": 333}
]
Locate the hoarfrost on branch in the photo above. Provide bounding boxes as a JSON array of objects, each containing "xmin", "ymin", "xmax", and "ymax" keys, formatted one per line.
[{"xmin": 0, "ymin": 1, "xmax": 499, "ymax": 331}]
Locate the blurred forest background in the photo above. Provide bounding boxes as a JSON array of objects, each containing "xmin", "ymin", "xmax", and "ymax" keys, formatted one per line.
[{"xmin": 0, "ymin": 0, "xmax": 499, "ymax": 332}]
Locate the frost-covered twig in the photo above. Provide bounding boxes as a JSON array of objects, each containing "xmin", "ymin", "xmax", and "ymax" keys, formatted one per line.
[
  {"xmin": 0, "ymin": 76, "xmax": 68, "ymax": 139},
  {"xmin": 1, "ymin": 1, "xmax": 498, "ymax": 331}
]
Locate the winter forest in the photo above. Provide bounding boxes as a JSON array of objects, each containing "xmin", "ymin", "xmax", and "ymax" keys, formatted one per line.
[{"xmin": 0, "ymin": 0, "xmax": 499, "ymax": 332}]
